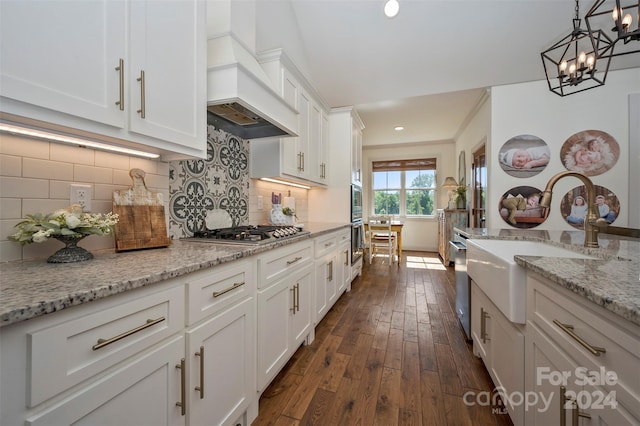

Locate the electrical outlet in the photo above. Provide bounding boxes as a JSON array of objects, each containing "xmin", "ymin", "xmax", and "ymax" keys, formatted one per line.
[
  {"xmin": 70, "ymin": 184, "xmax": 92, "ymax": 212},
  {"xmin": 257, "ymin": 195, "xmax": 264, "ymax": 210}
]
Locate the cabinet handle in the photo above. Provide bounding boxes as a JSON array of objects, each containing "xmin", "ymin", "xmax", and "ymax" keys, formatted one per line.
[
  {"xmin": 480, "ymin": 308, "xmax": 490, "ymax": 344},
  {"xmin": 295, "ymin": 283, "xmax": 300, "ymax": 313},
  {"xmin": 344, "ymin": 250, "xmax": 349, "ymax": 265},
  {"xmin": 92, "ymin": 317, "xmax": 165, "ymax": 350},
  {"xmin": 212, "ymin": 281, "xmax": 245, "ymax": 298},
  {"xmin": 194, "ymin": 346, "xmax": 204, "ymax": 399},
  {"xmin": 297, "ymin": 152, "xmax": 303, "ymax": 171},
  {"xmin": 287, "ymin": 256, "xmax": 303, "ymax": 265},
  {"xmin": 328, "ymin": 260, "xmax": 333, "ymax": 281},
  {"xmin": 176, "ymin": 358, "xmax": 186, "ymax": 416},
  {"xmin": 115, "ymin": 58, "xmax": 124, "ymax": 110},
  {"xmin": 301, "ymin": 152, "xmax": 305, "ymax": 171},
  {"xmin": 291, "ymin": 285, "xmax": 296, "ymax": 314},
  {"xmin": 560, "ymin": 385, "xmax": 591, "ymax": 426},
  {"xmin": 137, "ymin": 70, "xmax": 146, "ymax": 118},
  {"xmin": 553, "ymin": 320, "xmax": 606, "ymax": 356}
]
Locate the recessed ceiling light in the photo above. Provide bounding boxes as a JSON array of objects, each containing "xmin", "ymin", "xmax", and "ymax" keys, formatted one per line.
[
  {"xmin": 384, "ymin": 0, "xmax": 399, "ymax": 18},
  {"xmin": 394, "ymin": 126, "xmax": 404, "ymax": 131}
]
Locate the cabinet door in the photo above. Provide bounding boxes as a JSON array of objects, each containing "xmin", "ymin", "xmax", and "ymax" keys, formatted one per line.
[
  {"xmin": 308, "ymin": 102, "xmax": 326, "ymax": 184},
  {"xmin": 283, "ymin": 89, "xmax": 310, "ymax": 178},
  {"xmin": 351, "ymin": 119, "xmax": 362, "ymax": 185},
  {"xmin": 315, "ymin": 253, "xmax": 337, "ymax": 323},
  {"xmin": 187, "ymin": 297, "xmax": 254, "ymax": 426},
  {"xmin": 25, "ymin": 335, "xmax": 185, "ymax": 426},
  {"xmin": 291, "ymin": 265, "xmax": 313, "ymax": 348},
  {"xmin": 0, "ymin": 0, "xmax": 125, "ymax": 128},
  {"xmin": 471, "ymin": 281, "xmax": 491, "ymax": 362},
  {"xmin": 128, "ymin": 0, "xmax": 205, "ymax": 149},
  {"xmin": 257, "ymin": 280, "xmax": 292, "ymax": 391}
]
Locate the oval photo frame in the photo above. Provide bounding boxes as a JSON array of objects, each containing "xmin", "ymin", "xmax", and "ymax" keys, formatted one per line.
[
  {"xmin": 498, "ymin": 135, "xmax": 550, "ymax": 178},
  {"xmin": 560, "ymin": 130, "xmax": 619, "ymax": 176},
  {"xmin": 560, "ymin": 185, "xmax": 620, "ymax": 230},
  {"xmin": 498, "ymin": 185, "xmax": 546, "ymax": 228}
]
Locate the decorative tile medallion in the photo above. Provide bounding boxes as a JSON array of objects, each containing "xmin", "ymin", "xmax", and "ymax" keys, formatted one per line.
[{"xmin": 169, "ymin": 125, "xmax": 250, "ymax": 238}]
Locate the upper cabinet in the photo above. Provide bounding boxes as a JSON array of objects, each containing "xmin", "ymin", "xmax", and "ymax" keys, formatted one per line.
[
  {"xmin": 0, "ymin": 0, "xmax": 207, "ymax": 160},
  {"xmin": 252, "ymin": 49, "xmax": 330, "ymax": 187},
  {"xmin": 351, "ymin": 114, "xmax": 364, "ymax": 186}
]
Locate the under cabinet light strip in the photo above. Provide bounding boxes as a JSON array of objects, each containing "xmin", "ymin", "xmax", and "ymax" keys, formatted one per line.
[
  {"xmin": 0, "ymin": 123, "xmax": 160, "ymax": 159},
  {"xmin": 259, "ymin": 177, "xmax": 311, "ymax": 190}
]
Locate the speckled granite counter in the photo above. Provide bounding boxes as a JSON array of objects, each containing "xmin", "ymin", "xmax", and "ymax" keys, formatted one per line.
[
  {"xmin": 456, "ymin": 227, "xmax": 640, "ymax": 326},
  {"xmin": 0, "ymin": 222, "xmax": 350, "ymax": 327}
]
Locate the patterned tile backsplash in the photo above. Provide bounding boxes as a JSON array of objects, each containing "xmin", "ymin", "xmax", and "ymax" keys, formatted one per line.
[{"xmin": 169, "ymin": 125, "xmax": 250, "ymax": 238}]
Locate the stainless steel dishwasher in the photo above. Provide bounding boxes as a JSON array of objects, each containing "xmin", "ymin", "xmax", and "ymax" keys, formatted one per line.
[{"xmin": 450, "ymin": 235, "xmax": 471, "ymax": 341}]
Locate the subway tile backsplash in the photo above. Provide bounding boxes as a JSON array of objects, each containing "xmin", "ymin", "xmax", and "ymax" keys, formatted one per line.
[{"xmin": 0, "ymin": 126, "xmax": 308, "ymax": 262}]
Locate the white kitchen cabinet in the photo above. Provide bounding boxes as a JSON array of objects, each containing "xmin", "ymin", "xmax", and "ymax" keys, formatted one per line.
[
  {"xmin": 351, "ymin": 112, "xmax": 364, "ymax": 186},
  {"xmin": 315, "ymin": 251, "xmax": 337, "ymax": 323},
  {"xmin": 184, "ymin": 260, "xmax": 256, "ymax": 425},
  {"xmin": 0, "ymin": 0, "xmax": 206, "ymax": 160},
  {"xmin": 252, "ymin": 49, "xmax": 330, "ymax": 187},
  {"xmin": 471, "ymin": 280, "xmax": 525, "ymax": 425},
  {"xmin": 337, "ymin": 231, "xmax": 352, "ymax": 295},
  {"xmin": 256, "ymin": 240, "xmax": 314, "ymax": 391},
  {"xmin": 186, "ymin": 297, "xmax": 255, "ymax": 426},
  {"xmin": 0, "ymin": 280, "xmax": 186, "ymax": 426},
  {"xmin": 25, "ymin": 335, "xmax": 186, "ymax": 426},
  {"xmin": 525, "ymin": 274, "xmax": 640, "ymax": 425}
]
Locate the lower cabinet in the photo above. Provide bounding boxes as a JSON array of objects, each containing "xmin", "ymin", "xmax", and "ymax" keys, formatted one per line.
[
  {"xmin": 525, "ymin": 274, "xmax": 640, "ymax": 425},
  {"xmin": 471, "ymin": 280, "xmax": 525, "ymax": 425},
  {"xmin": 25, "ymin": 335, "xmax": 185, "ymax": 426},
  {"xmin": 313, "ymin": 228, "xmax": 350, "ymax": 324},
  {"xmin": 337, "ymin": 234, "xmax": 351, "ymax": 295},
  {"xmin": 186, "ymin": 297, "xmax": 255, "ymax": 426},
  {"xmin": 257, "ymin": 263, "xmax": 313, "ymax": 391},
  {"xmin": 315, "ymin": 251, "xmax": 337, "ymax": 322}
]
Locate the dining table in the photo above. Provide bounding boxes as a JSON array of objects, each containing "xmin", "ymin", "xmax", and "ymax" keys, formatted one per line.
[{"xmin": 364, "ymin": 221, "xmax": 404, "ymax": 261}]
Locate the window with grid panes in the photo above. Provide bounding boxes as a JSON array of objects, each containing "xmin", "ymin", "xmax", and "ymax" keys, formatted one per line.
[{"xmin": 371, "ymin": 158, "xmax": 437, "ymax": 217}]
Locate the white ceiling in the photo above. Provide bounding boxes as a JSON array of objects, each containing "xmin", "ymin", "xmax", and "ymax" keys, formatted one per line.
[{"xmin": 259, "ymin": 0, "xmax": 639, "ymax": 146}]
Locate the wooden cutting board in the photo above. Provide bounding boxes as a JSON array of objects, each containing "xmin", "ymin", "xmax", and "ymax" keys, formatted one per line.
[{"xmin": 112, "ymin": 168, "xmax": 172, "ymax": 252}]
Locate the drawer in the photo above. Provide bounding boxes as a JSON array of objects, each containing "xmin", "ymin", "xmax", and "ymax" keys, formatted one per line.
[
  {"xmin": 528, "ymin": 276, "xmax": 640, "ymax": 417},
  {"xmin": 314, "ymin": 232, "xmax": 338, "ymax": 258},
  {"xmin": 336, "ymin": 229, "xmax": 350, "ymax": 246},
  {"xmin": 28, "ymin": 284, "xmax": 185, "ymax": 406},
  {"xmin": 258, "ymin": 241, "xmax": 312, "ymax": 288},
  {"xmin": 186, "ymin": 259, "xmax": 254, "ymax": 325}
]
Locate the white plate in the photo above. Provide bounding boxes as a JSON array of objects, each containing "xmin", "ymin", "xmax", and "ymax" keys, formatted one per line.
[{"xmin": 205, "ymin": 209, "xmax": 232, "ymax": 230}]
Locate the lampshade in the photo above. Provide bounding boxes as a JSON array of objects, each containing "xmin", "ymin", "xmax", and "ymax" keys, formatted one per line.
[{"xmin": 442, "ymin": 177, "xmax": 458, "ymax": 189}]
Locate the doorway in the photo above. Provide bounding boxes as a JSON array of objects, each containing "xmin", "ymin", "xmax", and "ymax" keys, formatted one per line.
[{"xmin": 472, "ymin": 145, "xmax": 486, "ymax": 228}]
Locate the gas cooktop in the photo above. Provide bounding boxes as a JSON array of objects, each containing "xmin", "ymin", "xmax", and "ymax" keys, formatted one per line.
[{"xmin": 184, "ymin": 225, "xmax": 309, "ymax": 246}]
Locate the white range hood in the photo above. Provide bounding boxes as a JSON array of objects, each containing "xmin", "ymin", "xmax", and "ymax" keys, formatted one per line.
[{"xmin": 207, "ymin": 34, "xmax": 298, "ymax": 139}]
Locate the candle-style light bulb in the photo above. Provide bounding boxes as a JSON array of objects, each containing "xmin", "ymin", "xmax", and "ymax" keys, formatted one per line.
[
  {"xmin": 612, "ymin": 7, "xmax": 619, "ymax": 21},
  {"xmin": 622, "ymin": 13, "xmax": 632, "ymax": 28},
  {"xmin": 586, "ymin": 55, "xmax": 595, "ymax": 70},
  {"xmin": 569, "ymin": 63, "xmax": 577, "ymax": 77},
  {"xmin": 578, "ymin": 52, "xmax": 586, "ymax": 66},
  {"xmin": 559, "ymin": 61, "xmax": 568, "ymax": 73}
]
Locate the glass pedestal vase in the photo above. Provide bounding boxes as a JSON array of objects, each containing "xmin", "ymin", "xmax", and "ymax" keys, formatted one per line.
[{"xmin": 47, "ymin": 235, "xmax": 94, "ymax": 263}]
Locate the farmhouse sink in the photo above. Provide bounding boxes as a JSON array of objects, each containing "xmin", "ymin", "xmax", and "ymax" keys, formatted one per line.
[{"xmin": 466, "ymin": 239, "xmax": 596, "ymax": 324}]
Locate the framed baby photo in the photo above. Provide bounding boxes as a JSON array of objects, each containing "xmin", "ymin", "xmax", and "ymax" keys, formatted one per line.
[
  {"xmin": 498, "ymin": 185, "xmax": 546, "ymax": 229},
  {"xmin": 498, "ymin": 135, "xmax": 550, "ymax": 178},
  {"xmin": 560, "ymin": 130, "xmax": 620, "ymax": 177},
  {"xmin": 560, "ymin": 185, "xmax": 621, "ymax": 230}
]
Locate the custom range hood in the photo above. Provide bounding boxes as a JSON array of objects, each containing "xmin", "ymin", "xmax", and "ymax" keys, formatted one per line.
[{"xmin": 207, "ymin": 34, "xmax": 298, "ymax": 140}]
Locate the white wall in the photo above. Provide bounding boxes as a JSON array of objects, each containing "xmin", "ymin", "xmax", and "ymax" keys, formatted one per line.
[
  {"xmin": 488, "ymin": 68, "xmax": 639, "ymax": 230},
  {"xmin": 362, "ymin": 141, "xmax": 456, "ymax": 251}
]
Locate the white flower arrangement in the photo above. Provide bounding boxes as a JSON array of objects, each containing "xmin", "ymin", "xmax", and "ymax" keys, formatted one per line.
[{"xmin": 8, "ymin": 204, "xmax": 119, "ymax": 245}]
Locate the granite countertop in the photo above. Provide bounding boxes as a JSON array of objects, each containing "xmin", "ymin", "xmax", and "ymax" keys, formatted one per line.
[
  {"xmin": 0, "ymin": 222, "xmax": 350, "ymax": 327},
  {"xmin": 456, "ymin": 227, "xmax": 640, "ymax": 326}
]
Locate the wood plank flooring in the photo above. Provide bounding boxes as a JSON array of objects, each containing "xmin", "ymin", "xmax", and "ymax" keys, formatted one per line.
[{"xmin": 253, "ymin": 251, "xmax": 514, "ymax": 426}]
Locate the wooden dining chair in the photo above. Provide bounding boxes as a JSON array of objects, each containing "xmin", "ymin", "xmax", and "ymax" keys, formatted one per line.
[{"xmin": 367, "ymin": 216, "xmax": 397, "ymax": 265}]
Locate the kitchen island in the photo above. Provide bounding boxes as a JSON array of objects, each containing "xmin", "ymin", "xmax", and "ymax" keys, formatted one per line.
[{"xmin": 458, "ymin": 227, "xmax": 639, "ymax": 426}]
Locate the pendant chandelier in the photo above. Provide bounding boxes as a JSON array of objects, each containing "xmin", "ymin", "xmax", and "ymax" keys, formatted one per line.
[
  {"xmin": 541, "ymin": 0, "xmax": 614, "ymax": 96},
  {"xmin": 585, "ymin": 0, "xmax": 640, "ymax": 58}
]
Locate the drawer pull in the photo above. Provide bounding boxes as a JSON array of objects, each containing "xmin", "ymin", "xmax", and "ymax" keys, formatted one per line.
[
  {"xmin": 176, "ymin": 358, "xmax": 186, "ymax": 416},
  {"xmin": 480, "ymin": 308, "xmax": 490, "ymax": 344},
  {"xmin": 553, "ymin": 320, "xmax": 606, "ymax": 356},
  {"xmin": 212, "ymin": 281, "xmax": 245, "ymax": 298},
  {"xmin": 287, "ymin": 256, "xmax": 303, "ymax": 265},
  {"xmin": 136, "ymin": 70, "xmax": 146, "ymax": 118},
  {"xmin": 195, "ymin": 346, "xmax": 205, "ymax": 399},
  {"xmin": 92, "ymin": 317, "xmax": 165, "ymax": 350}
]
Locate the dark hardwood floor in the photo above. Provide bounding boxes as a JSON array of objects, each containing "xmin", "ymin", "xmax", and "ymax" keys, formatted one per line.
[{"xmin": 252, "ymin": 251, "xmax": 514, "ymax": 426}]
